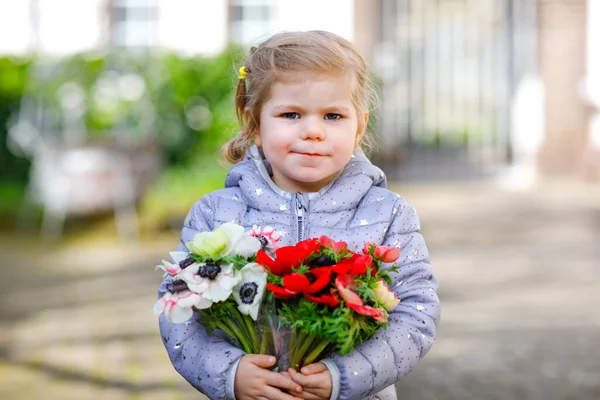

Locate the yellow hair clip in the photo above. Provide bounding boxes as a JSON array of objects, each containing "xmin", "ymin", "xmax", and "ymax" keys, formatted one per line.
[{"xmin": 238, "ymin": 66, "xmax": 248, "ymax": 80}]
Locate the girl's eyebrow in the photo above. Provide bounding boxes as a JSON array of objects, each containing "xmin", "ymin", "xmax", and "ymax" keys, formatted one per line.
[{"xmin": 272, "ymin": 104, "xmax": 352, "ymax": 114}]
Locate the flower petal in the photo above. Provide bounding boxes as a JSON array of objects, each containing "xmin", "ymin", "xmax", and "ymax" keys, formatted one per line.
[
  {"xmin": 153, "ymin": 293, "xmax": 169, "ymax": 316},
  {"xmin": 304, "ymin": 290, "xmax": 340, "ymax": 307},
  {"xmin": 334, "ymin": 274, "xmax": 363, "ymax": 306},
  {"xmin": 347, "ymin": 303, "xmax": 388, "ymax": 323},
  {"xmin": 283, "ymin": 273, "xmax": 310, "ymax": 293},
  {"xmin": 168, "ymin": 305, "xmax": 195, "ymax": 324},
  {"xmin": 305, "ymin": 267, "xmax": 332, "ymax": 293},
  {"xmin": 233, "ymin": 263, "xmax": 268, "ymax": 319},
  {"xmin": 381, "ymin": 248, "xmax": 400, "ymax": 263},
  {"xmin": 267, "ymin": 283, "xmax": 296, "ymax": 299},
  {"xmin": 187, "ymin": 229, "xmax": 228, "ymax": 258},
  {"xmin": 155, "ymin": 260, "xmax": 182, "ymax": 276}
]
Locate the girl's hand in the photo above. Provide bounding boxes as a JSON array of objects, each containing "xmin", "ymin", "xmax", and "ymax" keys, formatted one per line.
[
  {"xmin": 234, "ymin": 354, "xmax": 304, "ymax": 400},
  {"xmin": 287, "ymin": 363, "xmax": 332, "ymax": 400}
]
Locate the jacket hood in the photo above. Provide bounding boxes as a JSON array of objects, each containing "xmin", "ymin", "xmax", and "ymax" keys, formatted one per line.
[{"xmin": 224, "ymin": 145, "xmax": 387, "ymax": 212}]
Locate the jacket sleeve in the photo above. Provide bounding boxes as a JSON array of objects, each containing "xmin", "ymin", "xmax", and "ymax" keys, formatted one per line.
[
  {"xmin": 327, "ymin": 198, "xmax": 440, "ymax": 400},
  {"xmin": 158, "ymin": 196, "xmax": 246, "ymax": 399}
]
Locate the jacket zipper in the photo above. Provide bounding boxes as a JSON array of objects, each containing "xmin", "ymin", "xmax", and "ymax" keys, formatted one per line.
[{"xmin": 295, "ymin": 194, "xmax": 304, "ymax": 243}]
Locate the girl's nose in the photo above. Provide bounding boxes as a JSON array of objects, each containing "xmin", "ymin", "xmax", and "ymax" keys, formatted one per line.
[{"xmin": 301, "ymin": 117, "xmax": 325, "ymax": 140}]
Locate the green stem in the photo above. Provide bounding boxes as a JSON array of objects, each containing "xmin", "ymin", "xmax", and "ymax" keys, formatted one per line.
[
  {"xmin": 222, "ymin": 315, "xmax": 254, "ymax": 354},
  {"xmin": 303, "ymin": 339, "xmax": 330, "ymax": 366},
  {"xmin": 293, "ymin": 330, "xmax": 314, "ymax": 370},
  {"xmin": 259, "ymin": 324, "xmax": 271, "ymax": 355},
  {"xmin": 213, "ymin": 320, "xmax": 239, "ymax": 347},
  {"xmin": 231, "ymin": 307, "xmax": 259, "ymax": 353},
  {"xmin": 242, "ymin": 313, "xmax": 260, "ymax": 352},
  {"xmin": 288, "ymin": 329, "xmax": 303, "ymax": 370}
]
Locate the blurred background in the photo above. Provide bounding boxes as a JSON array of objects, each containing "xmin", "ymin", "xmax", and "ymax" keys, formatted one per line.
[{"xmin": 0, "ymin": 0, "xmax": 599, "ymax": 399}]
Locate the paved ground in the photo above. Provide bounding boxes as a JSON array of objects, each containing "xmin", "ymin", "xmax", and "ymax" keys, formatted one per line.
[{"xmin": 0, "ymin": 179, "xmax": 599, "ymax": 399}]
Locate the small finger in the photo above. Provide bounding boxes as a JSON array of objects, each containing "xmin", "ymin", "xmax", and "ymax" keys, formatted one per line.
[
  {"xmin": 300, "ymin": 362, "xmax": 328, "ymax": 375},
  {"xmin": 265, "ymin": 370, "xmax": 303, "ymax": 393},
  {"xmin": 245, "ymin": 354, "xmax": 277, "ymax": 368},
  {"xmin": 289, "ymin": 368, "xmax": 332, "ymax": 390},
  {"xmin": 288, "ymin": 368, "xmax": 309, "ymax": 386}
]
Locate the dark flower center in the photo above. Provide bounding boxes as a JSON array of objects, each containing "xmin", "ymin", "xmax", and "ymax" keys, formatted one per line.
[
  {"xmin": 312, "ymin": 254, "xmax": 335, "ymax": 267},
  {"xmin": 257, "ymin": 236, "xmax": 269, "ymax": 251},
  {"xmin": 198, "ymin": 264, "xmax": 221, "ymax": 280},
  {"xmin": 306, "ymin": 273, "xmax": 317, "ymax": 284},
  {"xmin": 167, "ymin": 279, "xmax": 189, "ymax": 293},
  {"xmin": 239, "ymin": 282, "xmax": 259, "ymax": 304},
  {"xmin": 179, "ymin": 257, "xmax": 195, "ymax": 269}
]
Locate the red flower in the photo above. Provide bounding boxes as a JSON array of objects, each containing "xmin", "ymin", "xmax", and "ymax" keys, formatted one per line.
[
  {"xmin": 318, "ymin": 235, "xmax": 349, "ymax": 254},
  {"xmin": 305, "ymin": 289, "xmax": 340, "ymax": 306},
  {"xmin": 267, "ymin": 267, "xmax": 340, "ymax": 306},
  {"xmin": 266, "ymin": 283, "xmax": 295, "ymax": 299},
  {"xmin": 332, "ymin": 253, "xmax": 374, "ymax": 276},
  {"xmin": 283, "ymin": 267, "xmax": 332, "ymax": 294},
  {"xmin": 335, "ymin": 274, "xmax": 388, "ymax": 323},
  {"xmin": 256, "ymin": 239, "xmax": 320, "ymax": 276},
  {"xmin": 363, "ymin": 242, "xmax": 400, "ymax": 263}
]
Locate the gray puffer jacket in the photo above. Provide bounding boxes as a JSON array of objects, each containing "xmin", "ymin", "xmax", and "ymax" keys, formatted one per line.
[{"xmin": 158, "ymin": 146, "xmax": 440, "ymax": 400}]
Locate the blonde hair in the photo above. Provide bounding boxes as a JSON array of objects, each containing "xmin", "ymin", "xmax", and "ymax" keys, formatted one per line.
[{"xmin": 222, "ymin": 30, "xmax": 378, "ymax": 163}]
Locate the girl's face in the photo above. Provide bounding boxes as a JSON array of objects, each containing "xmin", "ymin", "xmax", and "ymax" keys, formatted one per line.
[{"xmin": 254, "ymin": 71, "xmax": 368, "ymax": 193}]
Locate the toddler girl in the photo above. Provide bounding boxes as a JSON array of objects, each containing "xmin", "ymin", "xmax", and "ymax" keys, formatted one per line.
[{"xmin": 158, "ymin": 30, "xmax": 440, "ymax": 400}]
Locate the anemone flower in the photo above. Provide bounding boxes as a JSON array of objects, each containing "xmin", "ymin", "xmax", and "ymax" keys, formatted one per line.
[
  {"xmin": 154, "ymin": 289, "xmax": 209, "ymax": 324},
  {"xmin": 267, "ymin": 267, "xmax": 339, "ymax": 306},
  {"xmin": 332, "ymin": 253, "xmax": 374, "ymax": 276},
  {"xmin": 362, "ymin": 242, "xmax": 401, "ymax": 263},
  {"xmin": 282, "ymin": 267, "xmax": 332, "ymax": 294},
  {"xmin": 217, "ymin": 222, "xmax": 262, "ymax": 258},
  {"xmin": 249, "ymin": 225, "xmax": 282, "ymax": 257},
  {"xmin": 232, "ymin": 263, "xmax": 268, "ymax": 320},
  {"xmin": 256, "ymin": 239, "xmax": 320, "ymax": 276},
  {"xmin": 155, "ymin": 252, "xmax": 198, "ymax": 277},
  {"xmin": 373, "ymin": 279, "xmax": 401, "ymax": 311},
  {"xmin": 304, "ymin": 288, "xmax": 340, "ymax": 307},
  {"xmin": 335, "ymin": 274, "xmax": 388, "ymax": 323},
  {"xmin": 181, "ymin": 262, "xmax": 241, "ymax": 302},
  {"xmin": 317, "ymin": 235, "xmax": 349, "ymax": 254},
  {"xmin": 186, "ymin": 229, "xmax": 229, "ymax": 258}
]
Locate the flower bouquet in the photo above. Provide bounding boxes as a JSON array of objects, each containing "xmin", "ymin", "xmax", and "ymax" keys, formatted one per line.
[
  {"xmin": 153, "ymin": 223, "xmax": 281, "ymax": 355},
  {"xmin": 256, "ymin": 236, "xmax": 401, "ymax": 371}
]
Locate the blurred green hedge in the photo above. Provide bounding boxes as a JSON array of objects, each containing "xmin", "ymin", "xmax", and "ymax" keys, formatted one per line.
[{"xmin": 0, "ymin": 48, "xmax": 244, "ymax": 225}]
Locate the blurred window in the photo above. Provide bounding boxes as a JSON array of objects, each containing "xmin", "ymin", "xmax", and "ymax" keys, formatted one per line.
[
  {"xmin": 230, "ymin": 0, "xmax": 272, "ymax": 45},
  {"xmin": 110, "ymin": 0, "xmax": 158, "ymax": 48}
]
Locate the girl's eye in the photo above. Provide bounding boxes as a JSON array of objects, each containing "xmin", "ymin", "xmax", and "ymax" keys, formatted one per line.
[
  {"xmin": 324, "ymin": 113, "xmax": 342, "ymax": 121},
  {"xmin": 282, "ymin": 112, "xmax": 300, "ymax": 119}
]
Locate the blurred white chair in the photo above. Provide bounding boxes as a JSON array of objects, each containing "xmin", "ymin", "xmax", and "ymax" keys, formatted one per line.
[{"xmin": 18, "ymin": 144, "xmax": 139, "ymax": 241}]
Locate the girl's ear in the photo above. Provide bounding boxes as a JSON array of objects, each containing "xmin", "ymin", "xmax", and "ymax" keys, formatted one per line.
[
  {"xmin": 244, "ymin": 108, "xmax": 261, "ymax": 147},
  {"xmin": 253, "ymin": 131, "xmax": 262, "ymax": 147},
  {"xmin": 354, "ymin": 112, "xmax": 369, "ymax": 149}
]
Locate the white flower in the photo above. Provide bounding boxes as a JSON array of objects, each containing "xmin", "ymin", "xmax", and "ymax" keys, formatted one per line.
[
  {"xmin": 373, "ymin": 279, "xmax": 401, "ymax": 311},
  {"xmin": 155, "ymin": 251, "xmax": 201, "ymax": 278},
  {"xmin": 249, "ymin": 225, "xmax": 282, "ymax": 257},
  {"xmin": 181, "ymin": 262, "xmax": 241, "ymax": 302},
  {"xmin": 232, "ymin": 263, "xmax": 267, "ymax": 320},
  {"xmin": 153, "ymin": 290, "xmax": 207, "ymax": 324},
  {"xmin": 218, "ymin": 222, "xmax": 262, "ymax": 258},
  {"xmin": 155, "ymin": 259, "xmax": 182, "ymax": 276},
  {"xmin": 186, "ymin": 229, "xmax": 229, "ymax": 258}
]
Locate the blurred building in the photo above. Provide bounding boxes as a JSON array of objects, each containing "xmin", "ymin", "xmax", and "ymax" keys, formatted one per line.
[
  {"xmin": 0, "ymin": 0, "xmax": 354, "ymax": 55},
  {"xmin": 360, "ymin": 0, "xmax": 599, "ymax": 184},
  {"xmin": 0, "ymin": 0, "xmax": 598, "ymax": 184}
]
